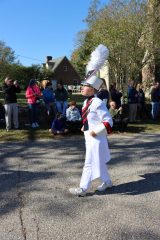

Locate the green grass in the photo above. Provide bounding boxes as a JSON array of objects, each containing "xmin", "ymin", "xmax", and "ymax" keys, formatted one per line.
[
  {"xmin": 124, "ymin": 120, "xmax": 160, "ymax": 134},
  {"xmin": 0, "ymin": 128, "xmax": 54, "ymax": 141}
]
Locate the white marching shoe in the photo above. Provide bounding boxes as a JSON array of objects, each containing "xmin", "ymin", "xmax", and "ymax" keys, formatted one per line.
[
  {"xmin": 97, "ymin": 181, "xmax": 113, "ymax": 191},
  {"xmin": 69, "ymin": 188, "xmax": 86, "ymax": 197}
]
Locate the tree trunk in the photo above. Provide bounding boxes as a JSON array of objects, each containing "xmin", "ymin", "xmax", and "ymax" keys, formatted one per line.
[{"xmin": 140, "ymin": 0, "xmax": 160, "ymax": 87}]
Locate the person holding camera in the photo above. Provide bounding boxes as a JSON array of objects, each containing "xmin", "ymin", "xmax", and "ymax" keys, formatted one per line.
[
  {"xmin": 25, "ymin": 79, "xmax": 41, "ymax": 128},
  {"xmin": 2, "ymin": 76, "xmax": 21, "ymax": 131}
]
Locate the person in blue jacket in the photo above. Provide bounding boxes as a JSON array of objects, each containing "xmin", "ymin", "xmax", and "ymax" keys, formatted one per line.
[
  {"xmin": 49, "ymin": 112, "xmax": 68, "ymax": 135},
  {"xmin": 42, "ymin": 82, "xmax": 56, "ymax": 117},
  {"xmin": 127, "ymin": 80, "xmax": 138, "ymax": 123}
]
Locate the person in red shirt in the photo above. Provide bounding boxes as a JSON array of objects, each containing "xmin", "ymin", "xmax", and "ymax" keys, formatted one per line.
[{"xmin": 25, "ymin": 79, "xmax": 41, "ymax": 128}]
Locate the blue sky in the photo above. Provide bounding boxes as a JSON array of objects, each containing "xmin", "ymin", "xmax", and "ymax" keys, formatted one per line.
[{"xmin": 0, "ymin": 0, "xmax": 106, "ymax": 66}]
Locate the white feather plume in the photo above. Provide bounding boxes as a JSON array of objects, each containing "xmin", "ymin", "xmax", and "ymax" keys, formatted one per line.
[{"xmin": 86, "ymin": 44, "xmax": 109, "ymax": 74}]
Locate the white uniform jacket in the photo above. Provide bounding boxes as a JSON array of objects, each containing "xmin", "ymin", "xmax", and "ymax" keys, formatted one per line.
[{"xmin": 82, "ymin": 96, "xmax": 113, "ymax": 181}]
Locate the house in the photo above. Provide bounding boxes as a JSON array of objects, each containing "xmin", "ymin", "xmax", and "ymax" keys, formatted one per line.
[{"xmin": 42, "ymin": 56, "xmax": 81, "ymax": 88}]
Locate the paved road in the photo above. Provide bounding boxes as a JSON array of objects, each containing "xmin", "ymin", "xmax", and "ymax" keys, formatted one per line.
[{"xmin": 0, "ymin": 133, "xmax": 160, "ymax": 240}]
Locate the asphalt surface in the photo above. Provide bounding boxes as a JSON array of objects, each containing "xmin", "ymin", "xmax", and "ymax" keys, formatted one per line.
[{"xmin": 0, "ymin": 133, "xmax": 160, "ymax": 240}]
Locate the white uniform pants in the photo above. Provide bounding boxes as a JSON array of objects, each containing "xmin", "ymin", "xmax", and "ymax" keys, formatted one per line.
[
  {"xmin": 80, "ymin": 163, "xmax": 111, "ymax": 191},
  {"xmin": 4, "ymin": 103, "xmax": 19, "ymax": 130}
]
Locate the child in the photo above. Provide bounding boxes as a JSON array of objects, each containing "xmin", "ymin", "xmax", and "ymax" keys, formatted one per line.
[
  {"xmin": 69, "ymin": 75, "xmax": 113, "ymax": 196},
  {"xmin": 49, "ymin": 112, "xmax": 68, "ymax": 135},
  {"xmin": 66, "ymin": 101, "xmax": 82, "ymax": 132},
  {"xmin": 109, "ymin": 101, "xmax": 122, "ymax": 118},
  {"xmin": 109, "ymin": 101, "xmax": 128, "ymax": 132}
]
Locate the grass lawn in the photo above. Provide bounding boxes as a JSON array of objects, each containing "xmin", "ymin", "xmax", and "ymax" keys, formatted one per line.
[
  {"xmin": 0, "ymin": 93, "xmax": 160, "ymax": 142},
  {"xmin": 0, "ymin": 119, "xmax": 160, "ymax": 142}
]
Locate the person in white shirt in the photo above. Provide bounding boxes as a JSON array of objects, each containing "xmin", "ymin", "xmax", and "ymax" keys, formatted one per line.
[
  {"xmin": 66, "ymin": 101, "xmax": 82, "ymax": 132},
  {"xmin": 69, "ymin": 76, "xmax": 113, "ymax": 196},
  {"xmin": 66, "ymin": 100, "xmax": 81, "ymax": 121}
]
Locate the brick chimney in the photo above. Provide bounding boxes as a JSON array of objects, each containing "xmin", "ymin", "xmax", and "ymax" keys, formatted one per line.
[{"xmin": 46, "ymin": 56, "xmax": 52, "ymax": 62}]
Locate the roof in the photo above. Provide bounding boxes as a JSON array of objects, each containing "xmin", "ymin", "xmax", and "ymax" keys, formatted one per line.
[{"xmin": 47, "ymin": 56, "xmax": 66, "ymax": 72}]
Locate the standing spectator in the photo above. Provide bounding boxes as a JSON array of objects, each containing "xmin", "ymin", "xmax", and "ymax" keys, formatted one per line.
[
  {"xmin": 42, "ymin": 82, "xmax": 56, "ymax": 118},
  {"xmin": 0, "ymin": 103, "xmax": 5, "ymax": 124},
  {"xmin": 127, "ymin": 80, "xmax": 138, "ymax": 123},
  {"xmin": 109, "ymin": 82, "xmax": 123, "ymax": 109},
  {"xmin": 150, "ymin": 82, "xmax": 160, "ymax": 120},
  {"xmin": 97, "ymin": 78, "xmax": 110, "ymax": 108},
  {"xmin": 2, "ymin": 77, "xmax": 21, "ymax": 131},
  {"xmin": 66, "ymin": 101, "xmax": 82, "ymax": 132},
  {"xmin": 136, "ymin": 83, "xmax": 146, "ymax": 120},
  {"xmin": 54, "ymin": 82, "xmax": 68, "ymax": 117},
  {"xmin": 41, "ymin": 79, "xmax": 50, "ymax": 90},
  {"xmin": 25, "ymin": 79, "xmax": 41, "ymax": 128},
  {"xmin": 69, "ymin": 76, "xmax": 113, "ymax": 196}
]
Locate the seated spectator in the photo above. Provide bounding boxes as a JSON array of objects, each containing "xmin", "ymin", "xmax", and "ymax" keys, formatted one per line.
[
  {"xmin": 109, "ymin": 101, "xmax": 128, "ymax": 132},
  {"xmin": 49, "ymin": 112, "xmax": 68, "ymax": 135},
  {"xmin": 66, "ymin": 101, "xmax": 82, "ymax": 132},
  {"xmin": 42, "ymin": 82, "xmax": 56, "ymax": 119}
]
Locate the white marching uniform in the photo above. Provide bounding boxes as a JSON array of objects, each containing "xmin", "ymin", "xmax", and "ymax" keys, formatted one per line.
[{"xmin": 80, "ymin": 96, "xmax": 113, "ymax": 191}]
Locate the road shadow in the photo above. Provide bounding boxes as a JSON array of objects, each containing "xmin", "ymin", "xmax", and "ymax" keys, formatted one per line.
[
  {"xmin": 94, "ymin": 172, "xmax": 160, "ymax": 196},
  {"xmin": 0, "ymin": 169, "xmax": 56, "ymax": 216}
]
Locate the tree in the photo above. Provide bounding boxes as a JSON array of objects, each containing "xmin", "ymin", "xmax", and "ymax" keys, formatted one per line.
[
  {"xmin": 139, "ymin": 0, "xmax": 160, "ymax": 85},
  {"xmin": 0, "ymin": 40, "xmax": 17, "ymax": 85},
  {"xmin": 71, "ymin": 30, "xmax": 96, "ymax": 78},
  {"xmin": 96, "ymin": 0, "xmax": 147, "ymax": 86},
  {"xmin": 71, "ymin": 0, "xmax": 102, "ymax": 79},
  {"xmin": 0, "ymin": 41, "xmax": 16, "ymax": 64},
  {"xmin": 71, "ymin": 0, "xmax": 148, "ymax": 89}
]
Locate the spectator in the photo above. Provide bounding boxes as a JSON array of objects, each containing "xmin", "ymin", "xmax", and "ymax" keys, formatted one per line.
[
  {"xmin": 42, "ymin": 82, "xmax": 56, "ymax": 118},
  {"xmin": 41, "ymin": 79, "xmax": 50, "ymax": 90},
  {"xmin": 97, "ymin": 78, "xmax": 110, "ymax": 108},
  {"xmin": 136, "ymin": 83, "xmax": 147, "ymax": 120},
  {"xmin": 0, "ymin": 103, "xmax": 5, "ymax": 124},
  {"xmin": 66, "ymin": 101, "xmax": 82, "ymax": 132},
  {"xmin": 109, "ymin": 101, "xmax": 128, "ymax": 132},
  {"xmin": 109, "ymin": 82, "xmax": 123, "ymax": 109},
  {"xmin": 150, "ymin": 82, "xmax": 160, "ymax": 120},
  {"xmin": 49, "ymin": 112, "xmax": 68, "ymax": 135},
  {"xmin": 54, "ymin": 82, "xmax": 68, "ymax": 117},
  {"xmin": 25, "ymin": 79, "xmax": 41, "ymax": 128},
  {"xmin": 2, "ymin": 77, "xmax": 21, "ymax": 131},
  {"xmin": 127, "ymin": 80, "xmax": 138, "ymax": 123}
]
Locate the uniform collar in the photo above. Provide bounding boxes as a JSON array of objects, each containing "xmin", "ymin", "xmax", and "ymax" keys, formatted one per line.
[{"xmin": 86, "ymin": 95, "xmax": 94, "ymax": 101}]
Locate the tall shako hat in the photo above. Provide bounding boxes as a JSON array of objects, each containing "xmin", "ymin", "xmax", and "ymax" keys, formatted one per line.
[{"xmin": 81, "ymin": 44, "xmax": 109, "ymax": 90}]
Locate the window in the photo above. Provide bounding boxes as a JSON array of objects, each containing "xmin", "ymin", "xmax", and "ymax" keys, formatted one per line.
[{"xmin": 63, "ymin": 66, "xmax": 68, "ymax": 72}]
